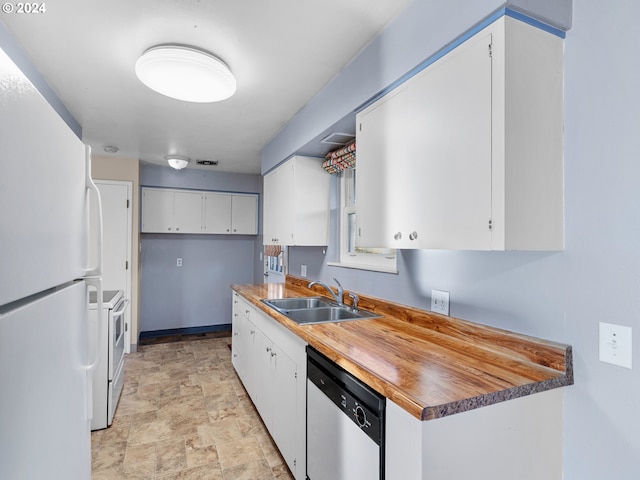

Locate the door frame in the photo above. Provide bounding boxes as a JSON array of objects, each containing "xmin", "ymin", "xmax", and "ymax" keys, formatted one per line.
[{"xmin": 96, "ymin": 180, "xmax": 133, "ymax": 353}]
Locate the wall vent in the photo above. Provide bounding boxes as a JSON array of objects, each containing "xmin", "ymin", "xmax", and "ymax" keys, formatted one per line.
[
  {"xmin": 320, "ymin": 132, "xmax": 355, "ymax": 146},
  {"xmin": 196, "ymin": 159, "xmax": 219, "ymax": 166}
]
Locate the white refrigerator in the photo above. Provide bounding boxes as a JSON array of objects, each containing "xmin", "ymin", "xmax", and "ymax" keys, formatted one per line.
[{"xmin": 0, "ymin": 45, "xmax": 102, "ymax": 480}]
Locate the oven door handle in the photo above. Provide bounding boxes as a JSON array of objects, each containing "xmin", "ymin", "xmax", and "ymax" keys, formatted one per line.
[{"xmin": 112, "ymin": 299, "xmax": 129, "ymax": 317}]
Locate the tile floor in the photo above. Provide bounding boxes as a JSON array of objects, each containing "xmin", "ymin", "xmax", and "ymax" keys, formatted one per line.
[{"xmin": 91, "ymin": 334, "xmax": 295, "ymax": 480}]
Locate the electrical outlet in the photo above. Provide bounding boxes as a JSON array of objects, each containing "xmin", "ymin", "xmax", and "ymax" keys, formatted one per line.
[
  {"xmin": 599, "ymin": 322, "xmax": 632, "ymax": 369},
  {"xmin": 431, "ymin": 290, "xmax": 450, "ymax": 315},
  {"xmin": 301, "ymin": 264, "xmax": 307, "ymax": 277},
  {"xmin": 177, "ymin": 258, "xmax": 182, "ymax": 267}
]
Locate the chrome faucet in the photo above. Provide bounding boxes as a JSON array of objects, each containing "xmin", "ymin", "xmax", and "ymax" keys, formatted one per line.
[{"xmin": 308, "ymin": 277, "xmax": 345, "ymax": 307}]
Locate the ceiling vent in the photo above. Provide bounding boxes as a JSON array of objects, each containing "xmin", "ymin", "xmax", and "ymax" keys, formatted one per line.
[
  {"xmin": 196, "ymin": 159, "xmax": 219, "ymax": 166},
  {"xmin": 320, "ymin": 132, "xmax": 355, "ymax": 146}
]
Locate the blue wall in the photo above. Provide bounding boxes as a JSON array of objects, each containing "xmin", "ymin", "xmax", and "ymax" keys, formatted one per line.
[
  {"xmin": 140, "ymin": 164, "xmax": 262, "ymax": 334},
  {"xmin": 266, "ymin": 0, "xmax": 640, "ymax": 478}
]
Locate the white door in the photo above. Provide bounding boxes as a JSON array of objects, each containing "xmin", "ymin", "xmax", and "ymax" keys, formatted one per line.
[
  {"xmin": 0, "ymin": 282, "xmax": 92, "ymax": 480},
  {"xmin": 92, "ymin": 181, "xmax": 132, "ymax": 352}
]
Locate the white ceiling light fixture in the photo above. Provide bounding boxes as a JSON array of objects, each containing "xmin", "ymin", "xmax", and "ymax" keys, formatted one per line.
[
  {"xmin": 166, "ymin": 155, "xmax": 190, "ymax": 170},
  {"xmin": 135, "ymin": 45, "xmax": 237, "ymax": 103}
]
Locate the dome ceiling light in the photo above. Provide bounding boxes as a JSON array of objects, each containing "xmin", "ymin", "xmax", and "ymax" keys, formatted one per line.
[
  {"xmin": 165, "ymin": 155, "xmax": 190, "ymax": 170},
  {"xmin": 135, "ymin": 45, "xmax": 237, "ymax": 103}
]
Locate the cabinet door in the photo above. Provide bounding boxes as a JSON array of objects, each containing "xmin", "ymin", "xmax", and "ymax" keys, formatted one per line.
[
  {"xmin": 231, "ymin": 295, "xmax": 243, "ymax": 374},
  {"xmin": 264, "ymin": 163, "xmax": 293, "ymax": 244},
  {"xmin": 204, "ymin": 193, "xmax": 232, "ymax": 234},
  {"xmin": 269, "ymin": 343, "xmax": 299, "ymax": 474},
  {"xmin": 292, "ymin": 159, "xmax": 329, "ymax": 246},
  {"xmin": 356, "ymin": 86, "xmax": 410, "ymax": 248},
  {"xmin": 231, "ymin": 195, "xmax": 258, "ymax": 235},
  {"xmin": 141, "ymin": 188, "xmax": 174, "ymax": 233},
  {"xmin": 407, "ymin": 31, "xmax": 492, "ymax": 249},
  {"xmin": 173, "ymin": 191, "xmax": 203, "ymax": 233}
]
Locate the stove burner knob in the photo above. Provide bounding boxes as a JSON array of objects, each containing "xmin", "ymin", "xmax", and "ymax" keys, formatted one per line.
[{"xmin": 355, "ymin": 405, "xmax": 367, "ymax": 427}]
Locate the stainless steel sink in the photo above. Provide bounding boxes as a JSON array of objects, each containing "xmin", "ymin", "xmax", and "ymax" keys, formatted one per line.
[
  {"xmin": 262, "ymin": 297, "xmax": 382, "ymax": 325},
  {"xmin": 285, "ymin": 306, "xmax": 381, "ymax": 324},
  {"xmin": 263, "ymin": 297, "xmax": 333, "ymax": 310}
]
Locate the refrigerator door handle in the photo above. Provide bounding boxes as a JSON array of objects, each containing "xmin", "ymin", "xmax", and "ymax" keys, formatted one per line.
[
  {"xmin": 85, "ymin": 145, "xmax": 103, "ymax": 277},
  {"xmin": 84, "ymin": 277, "xmax": 102, "ymax": 423},
  {"xmin": 85, "ymin": 277, "xmax": 103, "ymax": 373}
]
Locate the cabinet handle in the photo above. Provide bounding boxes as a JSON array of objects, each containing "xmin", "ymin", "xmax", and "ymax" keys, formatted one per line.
[
  {"xmin": 409, "ymin": 231, "xmax": 418, "ymax": 241},
  {"xmin": 227, "ymin": 229, "xmax": 230, "ymax": 232},
  {"xmin": 250, "ymin": 330, "xmax": 256, "ymax": 334},
  {"xmin": 271, "ymin": 351, "xmax": 277, "ymax": 357},
  {"xmin": 168, "ymin": 227, "xmax": 172, "ymax": 231},
  {"xmin": 233, "ymin": 332, "xmax": 238, "ymax": 336},
  {"xmin": 266, "ymin": 346, "xmax": 271, "ymax": 352},
  {"xmin": 176, "ymin": 227, "xmax": 180, "ymax": 231},
  {"xmin": 394, "ymin": 232, "xmax": 402, "ymax": 240}
]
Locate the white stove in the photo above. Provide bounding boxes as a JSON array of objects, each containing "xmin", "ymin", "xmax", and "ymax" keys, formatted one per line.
[{"xmin": 89, "ymin": 289, "xmax": 127, "ymax": 430}]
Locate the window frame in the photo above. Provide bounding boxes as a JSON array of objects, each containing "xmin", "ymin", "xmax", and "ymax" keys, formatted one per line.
[{"xmin": 327, "ymin": 168, "xmax": 398, "ymax": 274}]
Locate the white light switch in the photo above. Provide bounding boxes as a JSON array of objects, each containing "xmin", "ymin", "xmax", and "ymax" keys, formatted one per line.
[
  {"xmin": 431, "ymin": 290, "xmax": 450, "ymax": 316},
  {"xmin": 301, "ymin": 264, "xmax": 307, "ymax": 277},
  {"xmin": 599, "ymin": 322, "xmax": 632, "ymax": 369},
  {"xmin": 177, "ymin": 258, "xmax": 182, "ymax": 267}
]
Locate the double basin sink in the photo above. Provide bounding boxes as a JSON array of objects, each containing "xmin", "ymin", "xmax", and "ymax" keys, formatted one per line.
[{"xmin": 262, "ymin": 296, "xmax": 381, "ymax": 325}]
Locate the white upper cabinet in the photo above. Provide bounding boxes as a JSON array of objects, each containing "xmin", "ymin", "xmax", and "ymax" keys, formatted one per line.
[
  {"xmin": 141, "ymin": 188, "xmax": 201, "ymax": 233},
  {"xmin": 230, "ymin": 194, "xmax": 259, "ymax": 235},
  {"xmin": 263, "ymin": 155, "xmax": 330, "ymax": 246},
  {"xmin": 142, "ymin": 187, "xmax": 258, "ymax": 235},
  {"xmin": 203, "ymin": 192, "xmax": 258, "ymax": 235},
  {"xmin": 356, "ymin": 15, "xmax": 564, "ymax": 251}
]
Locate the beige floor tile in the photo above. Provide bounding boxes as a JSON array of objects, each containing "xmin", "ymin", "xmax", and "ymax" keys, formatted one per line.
[
  {"xmin": 256, "ymin": 433, "xmax": 287, "ymax": 468},
  {"xmin": 222, "ymin": 459, "xmax": 275, "ymax": 480},
  {"xmin": 92, "ymin": 440, "xmax": 126, "ymax": 471},
  {"xmin": 197, "ymin": 418, "xmax": 243, "ymax": 445},
  {"xmin": 216, "ymin": 436, "xmax": 265, "ymax": 470},
  {"xmin": 123, "ymin": 442, "xmax": 156, "ymax": 475},
  {"xmin": 272, "ymin": 463, "xmax": 295, "ymax": 480},
  {"xmin": 127, "ymin": 416, "xmax": 173, "ymax": 445},
  {"xmin": 156, "ymin": 438, "xmax": 188, "ymax": 476},
  {"xmin": 92, "ymin": 465, "xmax": 153, "ymax": 480},
  {"xmin": 185, "ymin": 433, "xmax": 220, "ymax": 467},
  {"xmin": 157, "ymin": 463, "xmax": 224, "ymax": 480}
]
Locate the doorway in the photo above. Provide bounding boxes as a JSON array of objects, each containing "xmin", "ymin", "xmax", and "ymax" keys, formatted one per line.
[{"xmin": 92, "ymin": 181, "xmax": 133, "ymax": 352}]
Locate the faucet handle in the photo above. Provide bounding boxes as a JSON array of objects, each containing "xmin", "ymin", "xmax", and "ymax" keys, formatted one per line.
[
  {"xmin": 333, "ymin": 277, "xmax": 342, "ymax": 288},
  {"xmin": 348, "ymin": 292, "xmax": 359, "ymax": 311}
]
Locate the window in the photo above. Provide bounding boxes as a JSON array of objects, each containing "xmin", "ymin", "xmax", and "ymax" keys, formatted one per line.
[{"xmin": 329, "ymin": 168, "xmax": 397, "ymax": 273}]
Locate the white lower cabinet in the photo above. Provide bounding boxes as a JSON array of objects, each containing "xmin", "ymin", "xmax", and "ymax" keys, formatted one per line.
[
  {"xmin": 385, "ymin": 389, "xmax": 564, "ymax": 480},
  {"xmin": 231, "ymin": 293, "xmax": 307, "ymax": 479}
]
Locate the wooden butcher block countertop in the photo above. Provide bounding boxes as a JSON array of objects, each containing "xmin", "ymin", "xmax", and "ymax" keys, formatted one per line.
[{"xmin": 232, "ymin": 276, "xmax": 573, "ymax": 421}]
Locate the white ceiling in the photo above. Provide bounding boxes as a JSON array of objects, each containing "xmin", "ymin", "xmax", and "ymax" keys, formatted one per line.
[{"xmin": 1, "ymin": 0, "xmax": 411, "ymax": 174}]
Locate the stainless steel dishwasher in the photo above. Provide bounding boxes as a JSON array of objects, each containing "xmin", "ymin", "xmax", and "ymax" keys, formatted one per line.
[{"xmin": 306, "ymin": 346, "xmax": 385, "ymax": 480}]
